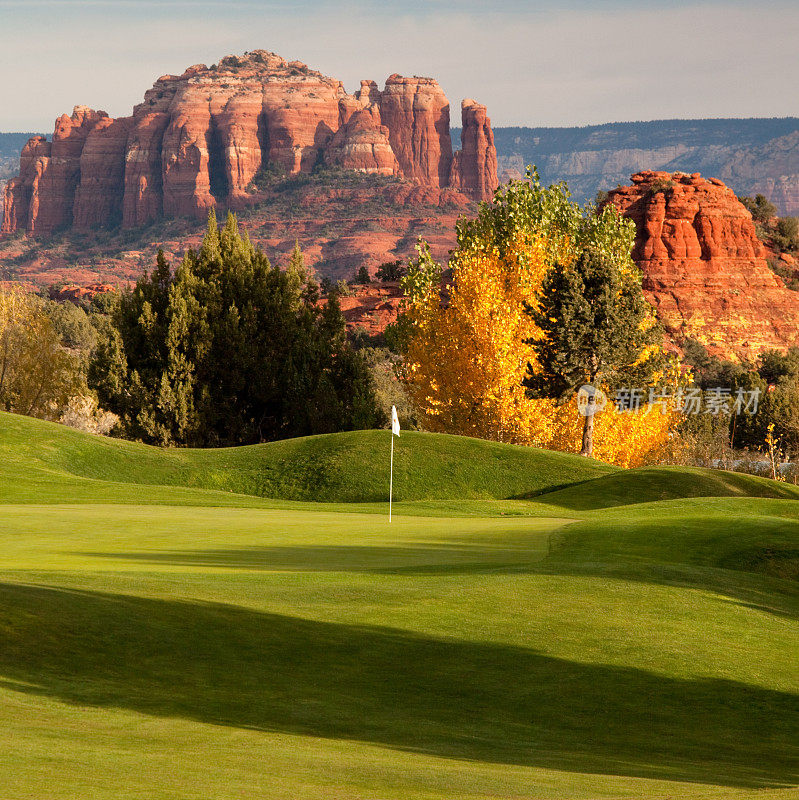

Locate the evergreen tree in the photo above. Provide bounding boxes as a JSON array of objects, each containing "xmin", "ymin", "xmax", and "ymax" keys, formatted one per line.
[
  {"xmin": 91, "ymin": 212, "xmax": 385, "ymax": 446},
  {"xmin": 524, "ymin": 245, "xmax": 665, "ymax": 457}
]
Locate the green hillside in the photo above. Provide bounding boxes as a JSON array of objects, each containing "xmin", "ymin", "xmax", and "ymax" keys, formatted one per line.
[{"xmin": 0, "ymin": 411, "xmax": 616, "ymax": 503}]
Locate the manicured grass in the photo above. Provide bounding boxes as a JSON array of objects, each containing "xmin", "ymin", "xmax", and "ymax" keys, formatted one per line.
[
  {"xmin": 0, "ymin": 411, "xmax": 615, "ymax": 503},
  {"xmin": 0, "ymin": 412, "xmax": 797, "ymax": 798},
  {"xmin": 535, "ymin": 465, "xmax": 799, "ymax": 508}
]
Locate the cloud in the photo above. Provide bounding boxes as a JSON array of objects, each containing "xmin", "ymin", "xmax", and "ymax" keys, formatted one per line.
[{"xmin": 1, "ymin": 1, "xmax": 798, "ymax": 130}]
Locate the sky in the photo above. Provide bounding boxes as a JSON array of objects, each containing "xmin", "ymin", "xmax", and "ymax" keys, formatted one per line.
[{"xmin": 2, "ymin": 0, "xmax": 798, "ymax": 132}]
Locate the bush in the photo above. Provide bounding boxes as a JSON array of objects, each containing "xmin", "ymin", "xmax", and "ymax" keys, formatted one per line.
[
  {"xmin": 335, "ymin": 279, "xmax": 352, "ymax": 296},
  {"xmin": 739, "ymin": 194, "xmax": 777, "ymax": 224},
  {"xmin": 766, "ymin": 257, "xmax": 799, "ymax": 290},
  {"xmin": 90, "ymin": 213, "xmax": 385, "ymax": 446},
  {"xmin": 248, "ymin": 162, "xmax": 288, "ymax": 192},
  {"xmin": 0, "ymin": 288, "xmax": 85, "ymax": 420},
  {"xmin": 353, "ymin": 266, "xmax": 371, "ymax": 285},
  {"xmin": 358, "ymin": 346, "xmax": 421, "ymax": 430},
  {"xmin": 60, "ymin": 395, "xmax": 118, "ymax": 435},
  {"xmin": 649, "ymin": 178, "xmax": 675, "ymax": 196},
  {"xmin": 35, "ymin": 297, "xmax": 97, "ymax": 351},
  {"xmin": 773, "ymin": 217, "xmax": 799, "ymax": 252},
  {"xmin": 376, "ymin": 260, "xmax": 406, "ymax": 282}
]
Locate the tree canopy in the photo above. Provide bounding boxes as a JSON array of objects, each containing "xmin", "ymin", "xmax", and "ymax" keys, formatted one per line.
[
  {"xmin": 525, "ymin": 245, "xmax": 666, "ymax": 456},
  {"xmin": 0, "ymin": 287, "xmax": 84, "ymax": 419},
  {"xmin": 90, "ymin": 212, "xmax": 385, "ymax": 446},
  {"xmin": 397, "ymin": 170, "xmax": 675, "ymax": 466}
]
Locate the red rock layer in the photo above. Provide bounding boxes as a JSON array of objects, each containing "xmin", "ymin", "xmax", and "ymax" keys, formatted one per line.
[
  {"xmin": 378, "ymin": 75, "xmax": 453, "ymax": 187},
  {"xmin": 49, "ymin": 283, "xmax": 117, "ymax": 303},
  {"xmin": 3, "ymin": 51, "xmax": 499, "ymax": 236},
  {"xmin": 607, "ymin": 170, "xmax": 799, "ymax": 359},
  {"xmin": 73, "ymin": 117, "xmax": 132, "ymax": 228},
  {"xmin": 1, "ymin": 136, "xmax": 49, "ymax": 235},
  {"xmin": 329, "ymin": 282, "xmax": 404, "ymax": 337}
]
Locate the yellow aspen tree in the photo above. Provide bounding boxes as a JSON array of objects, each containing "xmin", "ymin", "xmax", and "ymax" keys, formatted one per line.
[
  {"xmin": 399, "ymin": 172, "xmax": 680, "ymax": 466},
  {"xmin": 401, "ymin": 238, "xmax": 554, "ymax": 445}
]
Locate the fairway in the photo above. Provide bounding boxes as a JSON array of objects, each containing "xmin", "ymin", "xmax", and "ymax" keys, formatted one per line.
[{"xmin": 1, "ymin": 414, "xmax": 798, "ymax": 798}]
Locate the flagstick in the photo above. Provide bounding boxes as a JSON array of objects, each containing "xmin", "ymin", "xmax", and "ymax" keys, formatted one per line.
[{"xmin": 389, "ymin": 432, "xmax": 394, "ymax": 523}]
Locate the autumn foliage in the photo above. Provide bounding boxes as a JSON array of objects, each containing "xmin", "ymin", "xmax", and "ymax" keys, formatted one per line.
[
  {"xmin": 0, "ymin": 286, "xmax": 83, "ymax": 419},
  {"xmin": 398, "ymin": 172, "xmax": 677, "ymax": 467}
]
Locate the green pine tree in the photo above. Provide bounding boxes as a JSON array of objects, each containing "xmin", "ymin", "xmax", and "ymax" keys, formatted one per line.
[
  {"xmin": 525, "ymin": 245, "xmax": 665, "ymax": 457},
  {"xmin": 91, "ymin": 213, "xmax": 385, "ymax": 446}
]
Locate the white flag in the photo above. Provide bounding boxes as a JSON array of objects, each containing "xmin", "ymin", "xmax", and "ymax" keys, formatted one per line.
[{"xmin": 391, "ymin": 405, "xmax": 400, "ymax": 437}]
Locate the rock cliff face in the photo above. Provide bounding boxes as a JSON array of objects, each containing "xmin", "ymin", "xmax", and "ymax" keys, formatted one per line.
[
  {"xmin": 324, "ymin": 104, "xmax": 399, "ymax": 176},
  {"xmin": 606, "ymin": 171, "xmax": 799, "ymax": 359},
  {"xmin": 2, "ymin": 51, "xmax": 498, "ymax": 236},
  {"xmin": 378, "ymin": 75, "xmax": 453, "ymax": 188},
  {"xmin": 449, "ymin": 99, "xmax": 498, "ymax": 202},
  {"xmin": 2, "ymin": 107, "xmax": 113, "ymax": 236}
]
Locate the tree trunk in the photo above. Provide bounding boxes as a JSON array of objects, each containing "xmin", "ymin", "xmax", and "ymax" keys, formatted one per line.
[{"xmin": 580, "ymin": 410, "xmax": 594, "ymax": 457}]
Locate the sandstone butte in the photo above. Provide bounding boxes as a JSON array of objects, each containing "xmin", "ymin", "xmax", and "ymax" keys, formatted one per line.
[
  {"xmin": 1, "ymin": 50, "xmax": 498, "ymax": 237},
  {"xmin": 606, "ymin": 170, "xmax": 799, "ymax": 360}
]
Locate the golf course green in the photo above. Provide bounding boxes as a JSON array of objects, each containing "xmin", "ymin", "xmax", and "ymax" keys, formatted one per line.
[{"xmin": 0, "ymin": 411, "xmax": 797, "ymax": 799}]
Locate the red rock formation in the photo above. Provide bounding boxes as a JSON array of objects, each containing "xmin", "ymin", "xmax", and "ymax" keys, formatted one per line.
[
  {"xmin": 2, "ymin": 136, "xmax": 43, "ymax": 233},
  {"xmin": 122, "ymin": 95, "xmax": 174, "ymax": 228},
  {"xmin": 3, "ymin": 139, "xmax": 47, "ymax": 235},
  {"xmin": 449, "ymin": 99, "xmax": 498, "ymax": 202},
  {"xmin": 34, "ymin": 107, "xmax": 109, "ymax": 234},
  {"xmin": 607, "ymin": 170, "xmax": 799, "ymax": 358},
  {"xmin": 1, "ymin": 179, "xmax": 25, "ymax": 235},
  {"xmin": 2, "ymin": 50, "xmax": 498, "ymax": 236},
  {"xmin": 73, "ymin": 117, "xmax": 132, "ymax": 229},
  {"xmin": 378, "ymin": 75, "xmax": 453, "ymax": 188},
  {"xmin": 327, "ymin": 282, "xmax": 404, "ymax": 337},
  {"xmin": 2, "ymin": 136, "xmax": 52, "ymax": 235},
  {"xmin": 324, "ymin": 107, "xmax": 399, "ymax": 175},
  {"xmin": 49, "ymin": 282, "xmax": 117, "ymax": 303}
]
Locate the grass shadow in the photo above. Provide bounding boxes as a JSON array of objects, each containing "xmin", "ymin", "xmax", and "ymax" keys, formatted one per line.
[
  {"xmin": 0, "ymin": 582, "xmax": 796, "ymax": 788},
  {"xmin": 80, "ymin": 543, "xmax": 546, "ymax": 575},
  {"xmin": 81, "ymin": 540, "xmax": 799, "ymax": 618}
]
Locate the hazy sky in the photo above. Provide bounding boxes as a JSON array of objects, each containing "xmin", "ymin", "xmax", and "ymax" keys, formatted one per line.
[{"xmin": 2, "ymin": 0, "xmax": 798, "ymax": 131}]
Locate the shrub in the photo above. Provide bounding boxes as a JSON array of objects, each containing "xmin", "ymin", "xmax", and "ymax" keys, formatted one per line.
[
  {"xmin": 376, "ymin": 260, "xmax": 406, "ymax": 282},
  {"xmin": 649, "ymin": 178, "xmax": 675, "ymax": 196},
  {"xmin": 773, "ymin": 217, "xmax": 799, "ymax": 252},
  {"xmin": 353, "ymin": 266, "xmax": 371, "ymax": 285},
  {"xmin": 60, "ymin": 395, "xmax": 118, "ymax": 436},
  {"xmin": 90, "ymin": 213, "xmax": 385, "ymax": 446},
  {"xmin": 766, "ymin": 257, "xmax": 799, "ymax": 290},
  {"xmin": 739, "ymin": 194, "xmax": 777, "ymax": 224}
]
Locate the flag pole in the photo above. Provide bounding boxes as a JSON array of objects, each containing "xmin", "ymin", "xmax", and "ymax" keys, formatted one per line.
[
  {"xmin": 389, "ymin": 404, "xmax": 400, "ymax": 523},
  {"xmin": 389, "ymin": 431, "xmax": 394, "ymax": 523}
]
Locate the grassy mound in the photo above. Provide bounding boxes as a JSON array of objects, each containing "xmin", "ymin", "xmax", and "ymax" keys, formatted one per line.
[
  {"xmin": 0, "ymin": 411, "xmax": 616, "ymax": 503},
  {"xmin": 547, "ymin": 495, "xmax": 799, "ymax": 584},
  {"xmin": 535, "ymin": 465, "xmax": 799, "ymax": 510}
]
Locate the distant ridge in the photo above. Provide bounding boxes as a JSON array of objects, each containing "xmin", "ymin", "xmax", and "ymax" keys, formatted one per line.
[{"xmin": 485, "ymin": 117, "xmax": 799, "ymax": 214}]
